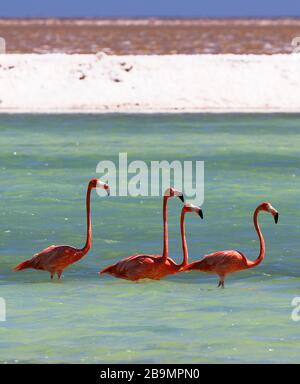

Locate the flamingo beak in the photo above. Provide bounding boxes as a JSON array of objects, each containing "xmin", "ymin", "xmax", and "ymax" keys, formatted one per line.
[
  {"xmin": 198, "ymin": 209, "xmax": 203, "ymax": 219},
  {"xmin": 178, "ymin": 195, "xmax": 184, "ymax": 203},
  {"xmin": 274, "ymin": 212, "xmax": 279, "ymax": 224},
  {"xmin": 101, "ymin": 183, "xmax": 110, "ymax": 196}
]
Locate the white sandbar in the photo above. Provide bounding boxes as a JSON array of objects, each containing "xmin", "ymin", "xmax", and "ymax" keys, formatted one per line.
[{"xmin": 0, "ymin": 53, "xmax": 300, "ymax": 113}]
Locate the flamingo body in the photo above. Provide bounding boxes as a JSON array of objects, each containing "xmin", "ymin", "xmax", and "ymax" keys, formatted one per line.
[
  {"xmin": 184, "ymin": 202, "xmax": 279, "ymax": 288},
  {"xmin": 13, "ymin": 178, "xmax": 109, "ymax": 279},
  {"xmin": 99, "ymin": 198, "xmax": 203, "ymax": 282},
  {"xmin": 99, "ymin": 189, "xmax": 185, "ymax": 282},
  {"xmin": 184, "ymin": 250, "xmax": 249, "ymax": 285},
  {"xmin": 14, "ymin": 245, "xmax": 82, "ymax": 277},
  {"xmin": 100, "ymin": 254, "xmax": 180, "ymax": 281}
]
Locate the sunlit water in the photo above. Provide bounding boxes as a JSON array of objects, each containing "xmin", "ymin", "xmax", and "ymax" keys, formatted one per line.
[{"xmin": 0, "ymin": 114, "xmax": 299, "ymax": 363}]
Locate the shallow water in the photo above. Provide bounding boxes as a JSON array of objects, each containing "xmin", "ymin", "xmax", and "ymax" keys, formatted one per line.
[{"xmin": 0, "ymin": 114, "xmax": 299, "ymax": 363}]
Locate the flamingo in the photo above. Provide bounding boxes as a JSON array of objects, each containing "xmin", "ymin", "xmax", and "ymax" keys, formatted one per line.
[
  {"xmin": 99, "ymin": 190, "xmax": 203, "ymax": 281},
  {"xmin": 13, "ymin": 178, "xmax": 110, "ymax": 280},
  {"xmin": 183, "ymin": 201, "xmax": 279, "ymax": 288}
]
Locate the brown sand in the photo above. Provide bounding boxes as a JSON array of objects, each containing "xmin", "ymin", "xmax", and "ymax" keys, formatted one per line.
[{"xmin": 0, "ymin": 18, "xmax": 299, "ymax": 54}]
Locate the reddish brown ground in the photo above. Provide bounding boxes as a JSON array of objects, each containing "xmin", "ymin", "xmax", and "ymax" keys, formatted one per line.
[{"xmin": 0, "ymin": 18, "xmax": 299, "ymax": 54}]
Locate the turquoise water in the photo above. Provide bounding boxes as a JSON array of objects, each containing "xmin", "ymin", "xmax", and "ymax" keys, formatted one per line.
[{"xmin": 0, "ymin": 114, "xmax": 299, "ymax": 363}]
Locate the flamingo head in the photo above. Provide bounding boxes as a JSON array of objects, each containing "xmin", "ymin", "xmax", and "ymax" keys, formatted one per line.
[
  {"xmin": 182, "ymin": 203, "xmax": 203, "ymax": 219},
  {"xmin": 259, "ymin": 202, "xmax": 279, "ymax": 224},
  {"xmin": 90, "ymin": 178, "xmax": 110, "ymax": 195},
  {"xmin": 164, "ymin": 187, "xmax": 184, "ymax": 203}
]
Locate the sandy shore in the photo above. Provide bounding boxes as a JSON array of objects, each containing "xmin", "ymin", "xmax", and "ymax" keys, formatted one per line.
[{"xmin": 0, "ymin": 53, "xmax": 300, "ymax": 113}]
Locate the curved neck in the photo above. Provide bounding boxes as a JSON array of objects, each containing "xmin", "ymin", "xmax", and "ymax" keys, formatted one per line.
[
  {"xmin": 248, "ymin": 207, "xmax": 265, "ymax": 268},
  {"xmin": 180, "ymin": 211, "xmax": 188, "ymax": 266},
  {"xmin": 80, "ymin": 184, "xmax": 93, "ymax": 255},
  {"xmin": 162, "ymin": 196, "xmax": 169, "ymax": 260}
]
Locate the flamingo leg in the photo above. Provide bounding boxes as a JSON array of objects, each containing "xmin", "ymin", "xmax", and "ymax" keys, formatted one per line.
[
  {"xmin": 57, "ymin": 271, "xmax": 63, "ymax": 280},
  {"xmin": 217, "ymin": 275, "xmax": 225, "ymax": 288},
  {"xmin": 50, "ymin": 273, "xmax": 54, "ymax": 280}
]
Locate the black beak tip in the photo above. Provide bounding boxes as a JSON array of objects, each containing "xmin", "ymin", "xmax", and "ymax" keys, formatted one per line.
[
  {"xmin": 178, "ymin": 195, "xmax": 184, "ymax": 203},
  {"xmin": 274, "ymin": 212, "xmax": 279, "ymax": 224},
  {"xmin": 198, "ymin": 210, "xmax": 203, "ymax": 219}
]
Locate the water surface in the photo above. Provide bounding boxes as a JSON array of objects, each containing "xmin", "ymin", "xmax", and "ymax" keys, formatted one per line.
[{"xmin": 0, "ymin": 114, "xmax": 299, "ymax": 363}]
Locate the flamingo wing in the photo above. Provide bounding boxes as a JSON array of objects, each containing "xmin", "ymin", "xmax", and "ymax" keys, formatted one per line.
[
  {"xmin": 14, "ymin": 245, "xmax": 77, "ymax": 272},
  {"xmin": 100, "ymin": 254, "xmax": 160, "ymax": 280},
  {"xmin": 185, "ymin": 250, "xmax": 247, "ymax": 274}
]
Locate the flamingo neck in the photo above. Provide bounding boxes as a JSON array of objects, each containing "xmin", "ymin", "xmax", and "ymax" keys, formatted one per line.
[
  {"xmin": 80, "ymin": 184, "xmax": 93, "ymax": 255},
  {"xmin": 180, "ymin": 211, "xmax": 188, "ymax": 266},
  {"xmin": 248, "ymin": 207, "xmax": 265, "ymax": 268},
  {"xmin": 162, "ymin": 196, "xmax": 169, "ymax": 260}
]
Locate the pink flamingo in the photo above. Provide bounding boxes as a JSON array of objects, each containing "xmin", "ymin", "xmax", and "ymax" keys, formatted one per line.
[
  {"xmin": 13, "ymin": 178, "xmax": 110, "ymax": 280},
  {"xmin": 99, "ymin": 191, "xmax": 203, "ymax": 281},
  {"xmin": 184, "ymin": 202, "xmax": 279, "ymax": 288}
]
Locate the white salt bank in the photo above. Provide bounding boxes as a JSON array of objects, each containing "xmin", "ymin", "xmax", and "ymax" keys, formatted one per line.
[{"xmin": 0, "ymin": 53, "xmax": 300, "ymax": 113}]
